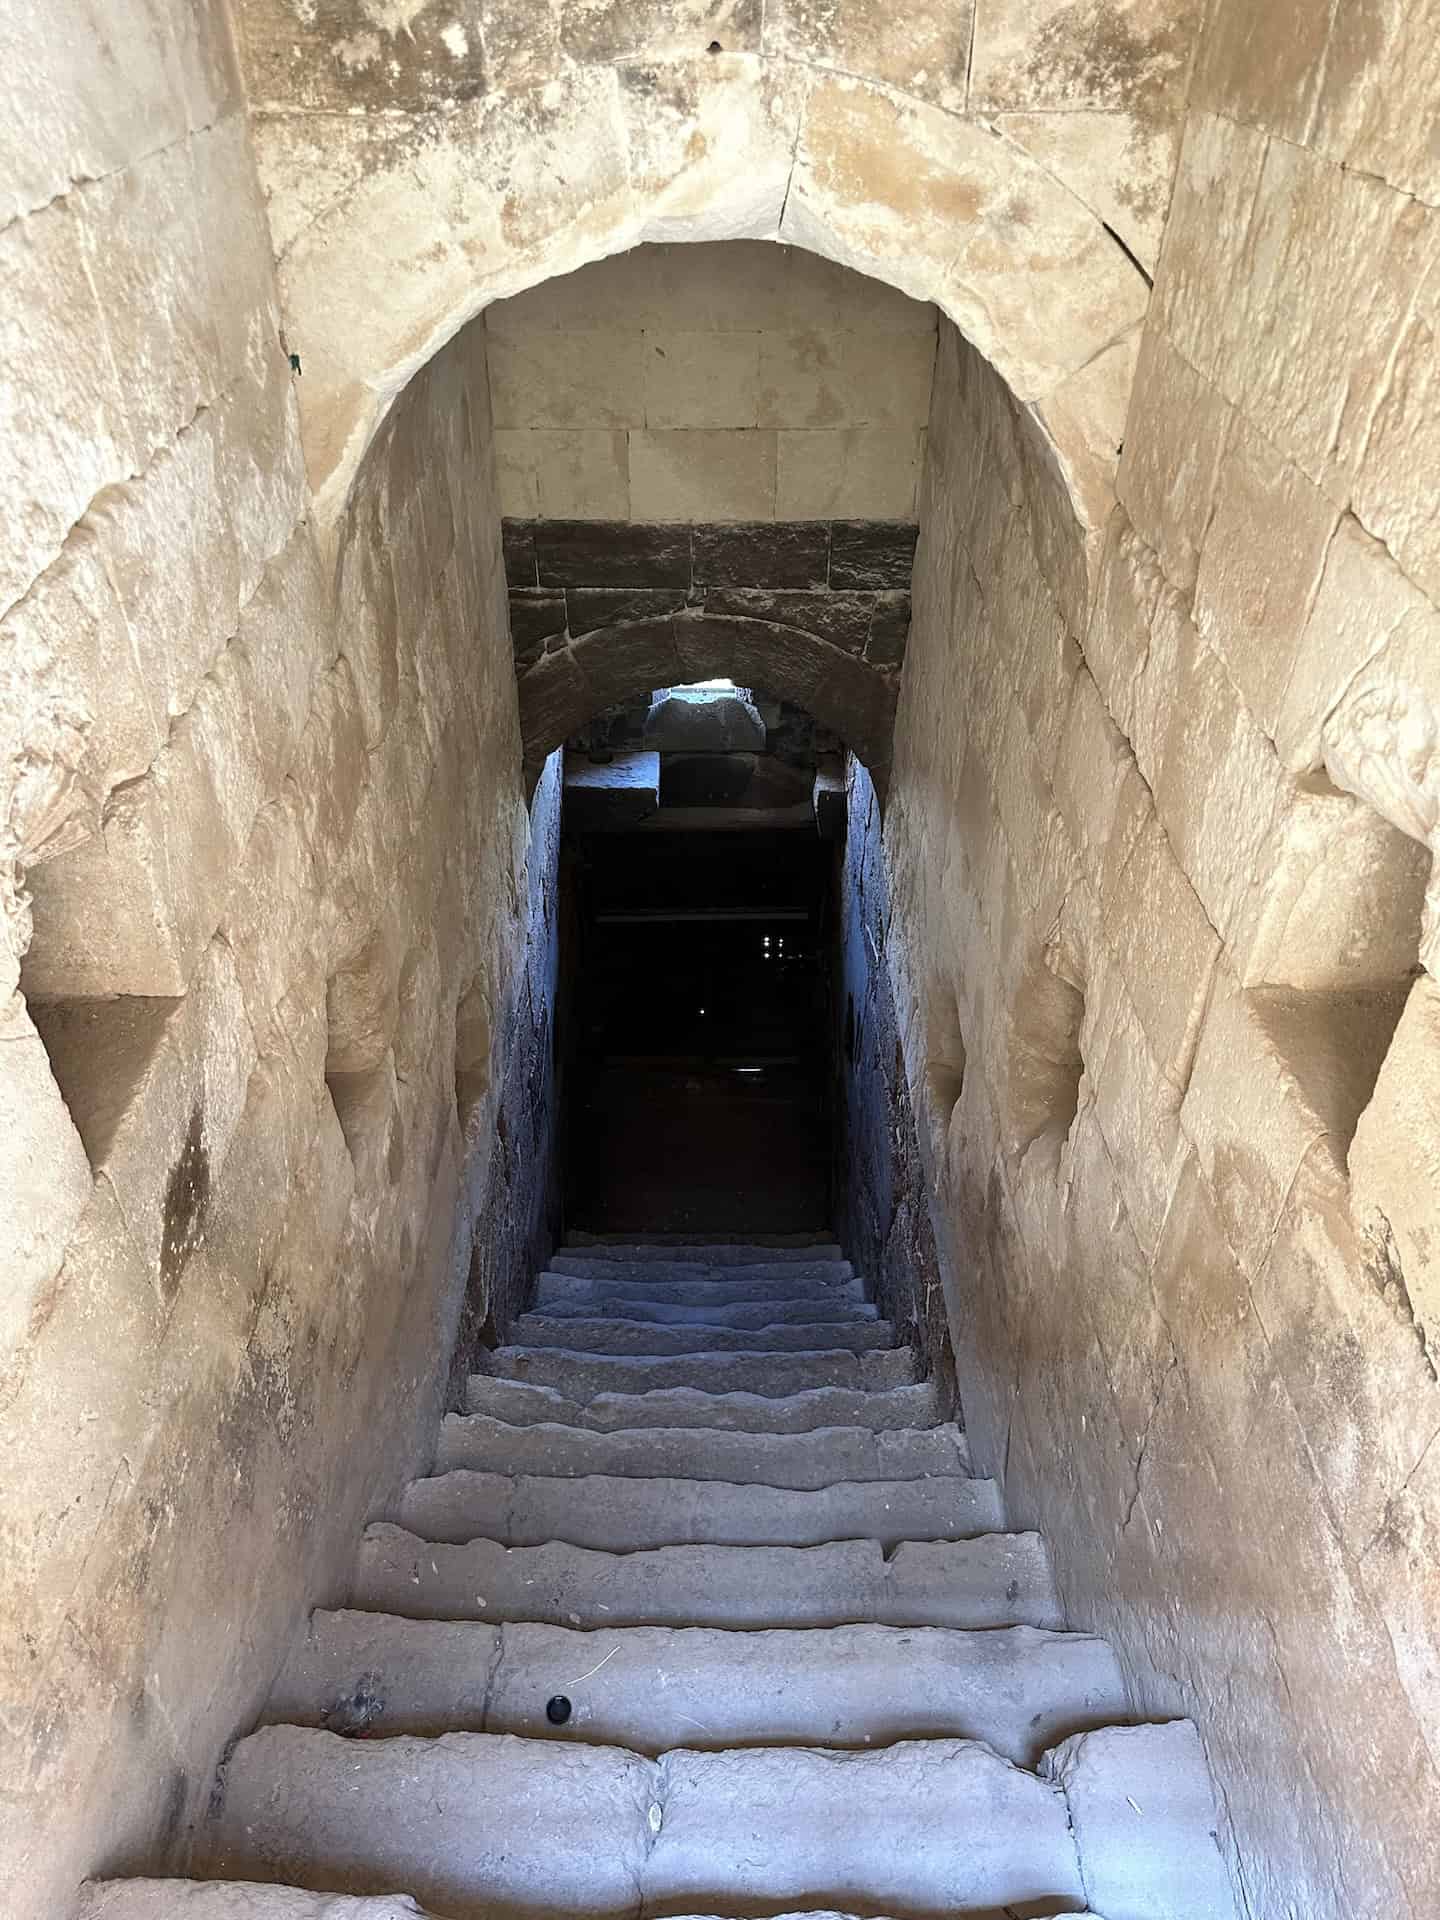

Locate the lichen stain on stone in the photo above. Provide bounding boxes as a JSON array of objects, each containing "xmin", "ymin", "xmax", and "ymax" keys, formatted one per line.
[{"xmin": 160, "ymin": 1105, "xmax": 211, "ymax": 1295}]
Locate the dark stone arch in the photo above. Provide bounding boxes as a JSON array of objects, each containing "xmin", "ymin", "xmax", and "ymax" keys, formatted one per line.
[{"xmin": 515, "ymin": 612, "xmax": 897, "ymax": 796}]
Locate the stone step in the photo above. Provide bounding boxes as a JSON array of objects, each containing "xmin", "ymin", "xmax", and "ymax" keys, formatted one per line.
[
  {"xmin": 267, "ymin": 1611, "xmax": 1130, "ymax": 1766},
  {"xmin": 513, "ymin": 1314, "xmax": 895, "ymax": 1355},
  {"xmin": 436, "ymin": 1411, "xmax": 970, "ymax": 1486},
  {"xmin": 533, "ymin": 1294, "xmax": 879, "ymax": 1327},
  {"xmin": 78, "ymin": 1887, "xmax": 437, "ymax": 1920},
  {"xmin": 206, "ymin": 1728, "xmax": 1085, "ymax": 1920},
  {"xmin": 393, "ymin": 1468, "xmax": 1002, "ymax": 1550},
  {"xmin": 352, "ymin": 1524, "xmax": 1065, "ymax": 1631},
  {"xmin": 464, "ymin": 1375, "xmax": 943, "ymax": 1433},
  {"xmin": 481, "ymin": 1345, "xmax": 915, "ymax": 1399},
  {"xmin": 559, "ymin": 1242, "xmax": 845, "ymax": 1266},
  {"xmin": 537, "ymin": 1269, "xmax": 864, "ymax": 1307}
]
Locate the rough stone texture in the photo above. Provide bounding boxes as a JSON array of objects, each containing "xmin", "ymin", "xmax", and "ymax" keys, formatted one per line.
[
  {"xmin": 465, "ymin": 1374, "xmax": 945, "ymax": 1433},
  {"xmin": 0, "ymin": 43, "xmax": 554, "ymax": 1914},
  {"xmin": 562, "ymin": 751, "xmax": 661, "ymax": 828},
  {"xmin": 269, "ymin": 1609, "xmax": 1123, "ymax": 1762},
  {"xmin": 80, "ymin": 1889, "xmax": 437, "ymax": 1920},
  {"xmin": 353, "ymin": 1523, "xmax": 1064, "ymax": 1630},
  {"xmin": 1043, "ymin": 1721, "xmax": 1234, "ymax": 1920},
  {"xmin": 393, "ymin": 1464, "xmax": 1002, "ymax": 1549}
]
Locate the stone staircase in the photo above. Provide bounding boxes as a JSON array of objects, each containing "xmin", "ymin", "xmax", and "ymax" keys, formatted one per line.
[{"xmin": 83, "ymin": 1239, "xmax": 1236, "ymax": 1920}]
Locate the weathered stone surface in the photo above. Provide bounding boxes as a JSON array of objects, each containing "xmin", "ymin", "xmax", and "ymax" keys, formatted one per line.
[
  {"xmin": 562, "ymin": 750, "xmax": 661, "ymax": 828},
  {"xmin": 830, "ymin": 523, "xmax": 920, "ymax": 591},
  {"xmin": 766, "ymin": 0, "xmax": 974, "ymax": 113},
  {"xmin": 566, "ymin": 587, "xmax": 691, "ymax": 634},
  {"xmin": 507, "ymin": 590, "xmax": 567, "ymax": 666},
  {"xmin": 777, "ymin": 427, "xmax": 922, "ymax": 519},
  {"xmin": 501, "ymin": 520, "xmax": 537, "ymax": 587},
  {"xmin": 631, "ymin": 427, "xmax": 778, "ymax": 520},
  {"xmin": 691, "ymin": 521, "xmax": 830, "ymax": 587},
  {"xmin": 535, "ymin": 520, "xmax": 691, "ymax": 587},
  {"xmin": 644, "ymin": 689, "xmax": 766, "ymax": 752}
]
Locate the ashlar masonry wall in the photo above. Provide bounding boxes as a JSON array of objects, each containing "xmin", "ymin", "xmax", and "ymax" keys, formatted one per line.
[
  {"xmin": 0, "ymin": 8, "xmax": 548, "ymax": 1911},
  {"xmin": 882, "ymin": 18, "xmax": 1440, "ymax": 1886}
]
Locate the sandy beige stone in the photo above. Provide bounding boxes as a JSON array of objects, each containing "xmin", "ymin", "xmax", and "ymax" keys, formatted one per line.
[
  {"xmin": 1191, "ymin": 0, "xmax": 1330, "ymax": 142},
  {"xmin": 497, "ymin": 430, "xmax": 631, "ymax": 518},
  {"xmin": 1101, "ymin": 813, "xmax": 1219, "ymax": 1089},
  {"xmin": 645, "ymin": 330, "xmax": 761, "ymax": 428},
  {"xmin": 971, "ymin": 0, "xmax": 1196, "ymax": 112},
  {"xmin": 1115, "ymin": 326, "xmax": 1231, "ymax": 595},
  {"xmin": 631, "ymin": 429, "xmax": 777, "ymax": 520},
  {"xmin": 994, "ymin": 109, "xmax": 1179, "ymax": 275},
  {"xmin": 488, "ymin": 331, "xmax": 646, "ymax": 430},
  {"xmin": 1151, "ymin": 110, "xmax": 1266, "ymax": 395},
  {"xmin": 1353, "ymin": 255, "xmax": 1440, "ymax": 612},
  {"xmin": 766, "ymin": 0, "xmax": 974, "ymax": 113},
  {"xmin": 1311, "ymin": 0, "xmax": 1440, "ymax": 204},
  {"xmin": 1192, "ymin": 415, "xmax": 1340, "ymax": 737},
  {"xmin": 777, "ymin": 428, "xmax": 922, "ymax": 519},
  {"xmin": 758, "ymin": 331, "xmax": 935, "ymax": 431},
  {"xmin": 1276, "ymin": 513, "xmax": 1440, "ymax": 777}
]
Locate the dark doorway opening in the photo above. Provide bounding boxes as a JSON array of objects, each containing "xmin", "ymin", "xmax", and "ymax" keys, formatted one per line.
[{"xmin": 561, "ymin": 818, "xmax": 834, "ymax": 1235}]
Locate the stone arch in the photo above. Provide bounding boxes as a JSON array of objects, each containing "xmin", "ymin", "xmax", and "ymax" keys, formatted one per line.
[
  {"xmin": 250, "ymin": 51, "xmax": 1155, "ymax": 527},
  {"xmin": 516, "ymin": 611, "xmax": 899, "ymax": 790}
]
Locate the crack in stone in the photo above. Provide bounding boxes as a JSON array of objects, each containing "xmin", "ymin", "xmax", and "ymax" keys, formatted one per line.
[{"xmin": 1121, "ymin": 1351, "xmax": 1178, "ymax": 1533}]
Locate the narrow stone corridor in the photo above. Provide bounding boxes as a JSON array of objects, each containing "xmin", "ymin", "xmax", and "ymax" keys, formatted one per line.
[{"xmin": 88, "ymin": 1237, "xmax": 1231, "ymax": 1920}]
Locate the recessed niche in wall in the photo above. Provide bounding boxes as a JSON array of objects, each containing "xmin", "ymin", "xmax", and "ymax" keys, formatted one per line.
[
  {"xmin": 454, "ymin": 980, "xmax": 492, "ymax": 1144},
  {"xmin": 1007, "ymin": 953, "xmax": 1085, "ymax": 1158},
  {"xmin": 1247, "ymin": 778, "xmax": 1427, "ymax": 1167},
  {"xmin": 924, "ymin": 982, "xmax": 968, "ymax": 1123},
  {"xmin": 326, "ymin": 1061, "xmax": 394, "ymax": 1171},
  {"xmin": 25, "ymin": 994, "xmax": 181, "ymax": 1174}
]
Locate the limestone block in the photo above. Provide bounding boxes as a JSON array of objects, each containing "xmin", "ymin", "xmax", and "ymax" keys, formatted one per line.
[
  {"xmin": 222, "ymin": 795, "xmax": 321, "ymax": 1049},
  {"xmin": 0, "ymin": 0, "xmax": 189, "ymax": 224},
  {"xmin": 493, "ymin": 435, "xmax": 542, "ymax": 518},
  {"xmin": 995, "ymin": 109, "xmax": 1179, "ymax": 274},
  {"xmin": 1234, "ymin": 776, "xmax": 1430, "ymax": 994},
  {"xmin": 0, "ymin": 988, "xmax": 94, "ymax": 1367},
  {"xmin": 210, "ymin": 346, "xmax": 310, "ymax": 613},
  {"xmin": 644, "ymin": 330, "xmax": 761, "ymax": 428},
  {"xmin": 626, "ymin": 54, "xmax": 803, "ymax": 247},
  {"xmin": 1179, "ymin": 965, "xmax": 1336, "ymax": 1277},
  {"xmin": 1043, "ymin": 1720, "xmax": 1234, "ymax": 1920},
  {"xmin": 1028, "ymin": 329, "xmax": 1137, "ymax": 539},
  {"xmin": 562, "ymin": 751, "xmax": 661, "ymax": 829},
  {"xmin": 1102, "ymin": 814, "xmax": 1219, "ymax": 1089},
  {"xmin": 1192, "ymin": 416, "xmax": 1339, "ymax": 738},
  {"xmin": 327, "ymin": 921, "xmax": 403, "ymax": 1076},
  {"xmin": 80, "ymin": 137, "xmax": 224, "ymax": 466},
  {"xmin": 784, "ymin": 77, "xmax": 1149, "ymax": 404},
  {"xmin": 1351, "ymin": 975, "xmax": 1440, "ymax": 1361},
  {"xmin": 1353, "ymin": 257, "xmax": 1440, "ymax": 612},
  {"xmin": 1053, "ymin": 666, "xmax": 1151, "ymax": 911},
  {"xmin": 758, "ymin": 331, "xmax": 935, "ymax": 431},
  {"xmin": 0, "ymin": 1178, "xmax": 166, "ymax": 1724},
  {"xmin": 488, "ymin": 331, "xmax": 645, "ymax": 430},
  {"xmin": 564, "ymin": 0, "xmax": 763, "ymax": 65},
  {"xmin": 288, "ymin": 660, "xmax": 369, "ymax": 894},
  {"xmin": 971, "ymin": 0, "xmax": 1196, "ymax": 113},
  {"xmin": 1192, "ymin": 0, "xmax": 1331, "ymax": 144},
  {"xmin": 631, "ymin": 429, "xmax": 777, "ymax": 521},
  {"xmin": 1254, "ymin": 1142, "xmax": 1440, "ymax": 1576},
  {"xmin": 1089, "ymin": 977, "xmax": 1187, "ymax": 1258},
  {"xmin": 1116, "ymin": 326, "xmax": 1231, "ymax": 594},
  {"xmin": 1151, "ymin": 111, "xmax": 1267, "ymax": 393},
  {"xmin": 1278, "ymin": 515, "xmax": 1440, "ymax": 777},
  {"xmin": 236, "ymin": 0, "xmax": 488, "ymax": 113},
  {"xmin": 88, "ymin": 421, "xmax": 240, "ymax": 734},
  {"xmin": 766, "ymin": 0, "xmax": 973, "ymax": 113},
  {"xmin": 777, "ymin": 429, "xmax": 922, "ymax": 519},
  {"xmin": 1230, "ymin": 141, "xmax": 1436, "ymax": 499},
  {"xmin": 1010, "ymin": 403, "xmax": 1098, "ymax": 643},
  {"xmin": 1141, "ymin": 595, "xmax": 1289, "ymax": 946},
  {"xmin": 23, "ymin": 637, "xmax": 272, "ymax": 1000},
  {"xmin": 0, "ymin": 200, "xmax": 131, "ymax": 616},
  {"xmin": 1311, "ymin": 0, "xmax": 1440, "ymax": 204}
]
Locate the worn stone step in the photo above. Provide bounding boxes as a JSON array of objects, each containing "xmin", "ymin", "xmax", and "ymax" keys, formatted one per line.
[
  {"xmin": 436, "ymin": 1411, "xmax": 970, "ymax": 1486},
  {"xmin": 352, "ymin": 1524, "xmax": 1064, "ymax": 1631},
  {"xmin": 482, "ymin": 1345, "xmax": 915, "ymax": 1399},
  {"xmin": 78, "ymin": 1887, "xmax": 437, "ymax": 1920},
  {"xmin": 268, "ymin": 1610, "xmax": 1129, "ymax": 1766},
  {"xmin": 537, "ymin": 1269, "xmax": 864, "ymax": 1308},
  {"xmin": 207, "ymin": 1728, "xmax": 1084, "ymax": 1920},
  {"xmin": 464, "ymin": 1375, "xmax": 943, "ymax": 1433},
  {"xmin": 393, "ymin": 1468, "xmax": 1002, "ymax": 1550},
  {"xmin": 533, "ymin": 1293, "xmax": 878, "ymax": 1328},
  {"xmin": 513, "ymin": 1314, "xmax": 894, "ymax": 1355},
  {"xmin": 560, "ymin": 1241, "xmax": 844, "ymax": 1266}
]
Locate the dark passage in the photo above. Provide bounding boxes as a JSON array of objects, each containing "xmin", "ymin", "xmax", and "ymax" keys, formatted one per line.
[{"xmin": 562, "ymin": 820, "xmax": 833, "ymax": 1235}]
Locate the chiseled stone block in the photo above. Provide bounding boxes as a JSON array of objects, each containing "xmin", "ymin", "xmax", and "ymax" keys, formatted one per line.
[
  {"xmin": 643, "ymin": 329, "xmax": 761, "ymax": 428},
  {"xmin": 777, "ymin": 427, "xmax": 922, "ymax": 520},
  {"xmin": 507, "ymin": 590, "xmax": 568, "ymax": 667},
  {"xmin": 1352, "ymin": 261, "xmax": 1440, "ymax": 612},
  {"xmin": 757, "ymin": 329, "xmax": 935, "ymax": 430},
  {"xmin": 692, "ymin": 521, "xmax": 829, "ymax": 587},
  {"xmin": 831, "ymin": 521, "xmax": 920, "ymax": 590},
  {"xmin": 1116, "ymin": 324, "xmax": 1232, "ymax": 594},
  {"xmin": 488, "ymin": 331, "xmax": 645, "ymax": 430},
  {"xmin": 766, "ymin": 0, "xmax": 974, "ymax": 114},
  {"xmin": 630, "ymin": 428, "xmax": 778, "ymax": 522}
]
